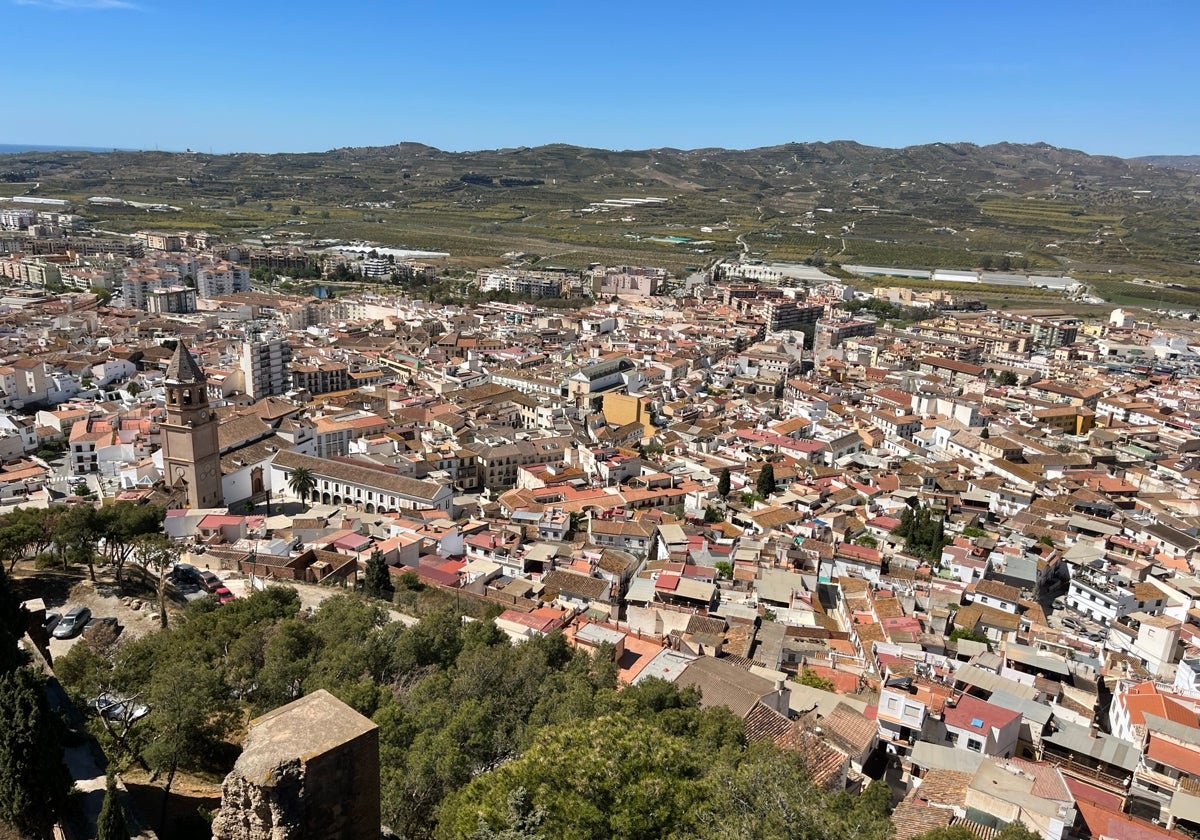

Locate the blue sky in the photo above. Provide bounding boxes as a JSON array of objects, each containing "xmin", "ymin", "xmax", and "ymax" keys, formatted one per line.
[{"xmin": 3, "ymin": 0, "xmax": 1196, "ymax": 156}]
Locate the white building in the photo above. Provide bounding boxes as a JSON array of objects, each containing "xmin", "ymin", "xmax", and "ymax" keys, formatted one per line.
[
  {"xmin": 196, "ymin": 263, "xmax": 250, "ymax": 298},
  {"xmin": 1066, "ymin": 564, "xmax": 1137, "ymax": 624},
  {"xmin": 240, "ymin": 337, "xmax": 293, "ymax": 399},
  {"xmin": 271, "ymin": 450, "xmax": 453, "ymax": 514},
  {"xmin": 1127, "ymin": 612, "xmax": 1183, "ymax": 677}
]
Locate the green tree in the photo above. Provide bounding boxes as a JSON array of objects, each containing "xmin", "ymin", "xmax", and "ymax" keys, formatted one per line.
[
  {"xmin": 695, "ymin": 745, "xmax": 894, "ymax": 840},
  {"xmin": 131, "ymin": 534, "xmax": 177, "ymax": 629},
  {"xmin": 53, "ymin": 504, "xmax": 100, "ymax": 580},
  {"xmin": 996, "ymin": 821, "xmax": 1044, "ymax": 840},
  {"xmin": 890, "ymin": 502, "xmax": 949, "ymax": 561},
  {"xmin": 693, "ymin": 744, "xmax": 816, "ymax": 839},
  {"xmin": 0, "ymin": 567, "xmax": 27, "ymax": 675},
  {"xmin": 363, "ymin": 549, "xmax": 391, "ymax": 599},
  {"xmin": 468, "ymin": 787, "xmax": 545, "ymax": 840},
  {"xmin": 97, "ymin": 502, "xmax": 165, "ymax": 586},
  {"xmin": 950, "ymin": 627, "xmax": 992, "ymax": 651},
  {"xmin": 97, "ymin": 772, "xmax": 131, "ymax": 840},
  {"xmin": 0, "ymin": 667, "xmax": 71, "ymax": 840},
  {"xmin": 303, "ymin": 595, "xmax": 391, "ymax": 710},
  {"xmin": 437, "ymin": 712, "xmax": 722, "ymax": 840},
  {"xmin": 717, "ymin": 467, "xmax": 731, "ymax": 497},
  {"xmin": 286, "ymin": 467, "xmax": 317, "ymax": 507},
  {"xmin": 714, "ymin": 561, "xmax": 733, "ymax": 580},
  {"xmin": 143, "ymin": 660, "xmax": 233, "ymax": 833},
  {"xmin": 756, "ymin": 463, "xmax": 777, "ymax": 497},
  {"xmin": 254, "ymin": 619, "xmax": 318, "ymax": 713},
  {"xmin": 704, "ymin": 505, "xmax": 725, "ymax": 524},
  {"xmin": 797, "ymin": 668, "xmax": 835, "ymax": 691},
  {"xmin": 856, "ymin": 534, "xmax": 878, "ymax": 548}
]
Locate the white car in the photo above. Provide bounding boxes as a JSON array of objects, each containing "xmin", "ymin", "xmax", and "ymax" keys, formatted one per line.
[{"xmin": 87, "ymin": 693, "xmax": 149, "ymax": 723}]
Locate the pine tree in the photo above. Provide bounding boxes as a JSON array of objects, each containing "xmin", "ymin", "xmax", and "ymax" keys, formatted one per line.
[
  {"xmin": 363, "ymin": 549, "xmax": 391, "ymax": 598},
  {"xmin": 717, "ymin": 468, "xmax": 731, "ymax": 498},
  {"xmin": 0, "ymin": 566, "xmax": 27, "ymax": 675},
  {"xmin": 0, "ymin": 667, "xmax": 71, "ymax": 839},
  {"xmin": 97, "ymin": 773, "xmax": 130, "ymax": 840},
  {"xmin": 756, "ymin": 463, "xmax": 777, "ymax": 497}
]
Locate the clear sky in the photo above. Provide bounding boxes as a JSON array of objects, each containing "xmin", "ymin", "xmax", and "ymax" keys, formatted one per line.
[{"xmin": 3, "ymin": 0, "xmax": 1197, "ymax": 157}]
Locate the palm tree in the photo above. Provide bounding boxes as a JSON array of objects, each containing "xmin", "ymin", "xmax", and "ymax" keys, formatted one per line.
[{"xmin": 287, "ymin": 467, "xmax": 317, "ymax": 508}]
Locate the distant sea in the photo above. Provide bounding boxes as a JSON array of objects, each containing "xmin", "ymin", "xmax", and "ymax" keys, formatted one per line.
[{"xmin": 0, "ymin": 144, "xmax": 123, "ymax": 154}]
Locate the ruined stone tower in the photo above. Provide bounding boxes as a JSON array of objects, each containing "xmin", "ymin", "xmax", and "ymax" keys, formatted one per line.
[{"xmin": 212, "ymin": 689, "xmax": 380, "ymax": 840}]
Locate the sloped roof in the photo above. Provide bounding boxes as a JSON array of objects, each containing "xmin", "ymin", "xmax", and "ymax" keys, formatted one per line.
[
  {"xmin": 823, "ymin": 701, "xmax": 878, "ymax": 755},
  {"xmin": 891, "ymin": 802, "xmax": 952, "ymax": 840},
  {"xmin": 676, "ymin": 656, "xmax": 777, "ymax": 719},
  {"xmin": 164, "ymin": 342, "xmax": 205, "ymax": 385}
]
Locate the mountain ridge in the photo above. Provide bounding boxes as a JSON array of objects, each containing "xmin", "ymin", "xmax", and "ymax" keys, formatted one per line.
[{"xmin": 2, "ymin": 140, "xmax": 1198, "ymax": 284}]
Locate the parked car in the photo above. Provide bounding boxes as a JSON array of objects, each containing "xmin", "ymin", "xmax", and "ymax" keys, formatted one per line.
[
  {"xmin": 1062, "ymin": 617, "xmax": 1085, "ymax": 632},
  {"xmin": 214, "ymin": 586, "xmax": 235, "ymax": 605},
  {"xmin": 52, "ymin": 606, "xmax": 92, "ymax": 639},
  {"xmin": 198, "ymin": 570, "xmax": 222, "ymax": 593},
  {"xmin": 1052, "ymin": 598, "xmax": 1067, "ymax": 611},
  {"xmin": 41, "ymin": 611, "xmax": 62, "ymax": 635},
  {"xmin": 83, "ymin": 616, "xmax": 121, "ymax": 638},
  {"xmin": 170, "ymin": 563, "xmax": 200, "ymax": 586},
  {"xmin": 87, "ymin": 693, "xmax": 149, "ymax": 723}
]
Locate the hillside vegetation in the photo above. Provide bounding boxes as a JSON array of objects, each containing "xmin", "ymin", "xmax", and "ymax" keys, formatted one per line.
[
  {"xmin": 54, "ymin": 586, "xmax": 896, "ymax": 839},
  {"xmin": 3, "ymin": 141, "xmax": 1199, "ymax": 284}
]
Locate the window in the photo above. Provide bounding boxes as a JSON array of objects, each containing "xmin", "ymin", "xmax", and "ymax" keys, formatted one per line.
[{"xmin": 967, "ymin": 739, "xmax": 982, "ymax": 752}]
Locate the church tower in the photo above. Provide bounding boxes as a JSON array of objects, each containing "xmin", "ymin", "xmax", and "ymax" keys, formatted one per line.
[{"xmin": 160, "ymin": 342, "xmax": 223, "ymax": 509}]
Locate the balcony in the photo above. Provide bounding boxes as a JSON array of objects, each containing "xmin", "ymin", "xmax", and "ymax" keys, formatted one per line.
[
  {"xmin": 1136, "ymin": 764, "xmax": 1181, "ymax": 791},
  {"xmin": 1049, "ymin": 757, "xmax": 1130, "ymax": 791}
]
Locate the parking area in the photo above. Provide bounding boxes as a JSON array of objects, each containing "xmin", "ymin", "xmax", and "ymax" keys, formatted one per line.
[
  {"xmin": 44, "ymin": 578, "xmax": 167, "ymax": 657},
  {"xmin": 1041, "ymin": 600, "xmax": 1109, "ymax": 652},
  {"xmin": 25, "ymin": 555, "xmax": 416, "ymax": 662}
]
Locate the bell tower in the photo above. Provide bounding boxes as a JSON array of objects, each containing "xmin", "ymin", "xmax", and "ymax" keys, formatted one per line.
[{"xmin": 160, "ymin": 342, "xmax": 223, "ymax": 509}]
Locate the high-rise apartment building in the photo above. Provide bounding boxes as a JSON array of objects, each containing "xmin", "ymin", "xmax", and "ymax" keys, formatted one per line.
[{"xmin": 240, "ymin": 337, "xmax": 293, "ymax": 399}]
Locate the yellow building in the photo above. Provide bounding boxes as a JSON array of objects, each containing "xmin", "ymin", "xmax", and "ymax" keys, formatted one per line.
[{"xmin": 602, "ymin": 392, "xmax": 656, "ymax": 438}]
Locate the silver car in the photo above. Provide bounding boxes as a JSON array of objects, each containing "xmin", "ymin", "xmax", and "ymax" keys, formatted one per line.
[{"xmin": 52, "ymin": 606, "xmax": 92, "ymax": 639}]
